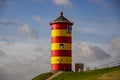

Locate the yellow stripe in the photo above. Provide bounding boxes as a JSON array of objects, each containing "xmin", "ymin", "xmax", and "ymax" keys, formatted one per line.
[
  {"xmin": 51, "ymin": 29, "xmax": 71, "ymax": 37},
  {"xmin": 51, "ymin": 57, "xmax": 71, "ymax": 64},
  {"xmin": 51, "ymin": 43, "xmax": 71, "ymax": 50}
]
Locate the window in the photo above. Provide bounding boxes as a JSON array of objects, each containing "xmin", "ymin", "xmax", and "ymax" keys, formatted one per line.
[
  {"xmin": 60, "ymin": 44, "xmax": 64, "ymax": 48},
  {"xmin": 66, "ymin": 26, "xmax": 72, "ymax": 33}
]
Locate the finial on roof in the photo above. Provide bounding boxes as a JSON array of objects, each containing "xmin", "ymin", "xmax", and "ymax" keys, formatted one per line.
[{"xmin": 60, "ymin": 11, "xmax": 63, "ymax": 16}]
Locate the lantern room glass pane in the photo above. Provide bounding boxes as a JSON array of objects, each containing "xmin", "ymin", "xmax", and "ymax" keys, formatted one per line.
[{"xmin": 66, "ymin": 26, "xmax": 71, "ymax": 33}]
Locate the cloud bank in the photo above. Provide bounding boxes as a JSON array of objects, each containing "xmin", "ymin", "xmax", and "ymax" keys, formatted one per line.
[
  {"xmin": 0, "ymin": 39, "xmax": 119, "ymax": 80},
  {"xmin": 0, "ymin": 49, "xmax": 6, "ymax": 57},
  {"xmin": 32, "ymin": 16, "xmax": 42, "ymax": 24},
  {"xmin": 0, "ymin": 20, "xmax": 39, "ymax": 40},
  {"xmin": 109, "ymin": 37, "xmax": 120, "ymax": 50},
  {"xmin": 0, "ymin": 40, "xmax": 50, "ymax": 80},
  {"xmin": 73, "ymin": 42, "xmax": 111, "ymax": 62},
  {"xmin": 109, "ymin": 36, "xmax": 120, "ymax": 60}
]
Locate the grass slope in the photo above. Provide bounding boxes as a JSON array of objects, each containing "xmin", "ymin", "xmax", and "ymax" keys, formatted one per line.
[
  {"xmin": 32, "ymin": 71, "xmax": 58, "ymax": 80},
  {"xmin": 32, "ymin": 72, "xmax": 53, "ymax": 80},
  {"xmin": 32, "ymin": 66, "xmax": 120, "ymax": 80},
  {"xmin": 53, "ymin": 66, "xmax": 120, "ymax": 80}
]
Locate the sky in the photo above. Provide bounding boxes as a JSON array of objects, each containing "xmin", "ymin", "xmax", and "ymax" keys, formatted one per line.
[{"xmin": 0, "ymin": 0, "xmax": 120, "ymax": 80}]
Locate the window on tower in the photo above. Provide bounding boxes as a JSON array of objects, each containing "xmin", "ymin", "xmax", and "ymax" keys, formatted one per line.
[
  {"xmin": 66, "ymin": 25, "xmax": 72, "ymax": 33},
  {"xmin": 60, "ymin": 44, "xmax": 64, "ymax": 48}
]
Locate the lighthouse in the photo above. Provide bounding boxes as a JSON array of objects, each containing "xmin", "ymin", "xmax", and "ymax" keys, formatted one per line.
[{"xmin": 49, "ymin": 12, "xmax": 73, "ymax": 71}]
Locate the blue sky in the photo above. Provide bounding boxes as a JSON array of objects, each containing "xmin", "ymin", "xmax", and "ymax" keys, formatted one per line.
[
  {"xmin": 0, "ymin": 0, "xmax": 120, "ymax": 42},
  {"xmin": 0, "ymin": 0, "xmax": 120, "ymax": 80}
]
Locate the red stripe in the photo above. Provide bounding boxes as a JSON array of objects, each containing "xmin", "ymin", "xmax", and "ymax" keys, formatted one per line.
[
  {"xmin": 51, "ymin": 37, "xmax": 71, "ymax": 43},
  {"xmin": 50, "ymin": 22, "xmax": 73, "ymax": 26},
  {"xmin": 51, "ymin": 64, "xmax": 71, "ymax": 71},
  {"xmin": 51, "ymin": 50, "xmax": 71, "ymax": 57},
  {"xmin": 50, "ymin": 23, "xmax": 72, "ymax": 30},
  {"xmin": 51, "ymin": 24, "xmax": 66, "ymax": 29}
]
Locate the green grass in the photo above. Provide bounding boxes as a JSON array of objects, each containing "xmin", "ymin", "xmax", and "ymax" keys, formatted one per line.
[
  {"xmin": 53, "ymin": 66, "xmax": 120, "ymax": 80},
  {"xmin": 32, "ymin": 72, "xmax": 53, "ymax": 80},
  {"xmin": 32, "ymin": 66, "xmax": 120, "ymax": 80}
]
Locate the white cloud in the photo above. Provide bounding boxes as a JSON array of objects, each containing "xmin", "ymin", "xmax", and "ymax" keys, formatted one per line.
[
  {"xmin": 73, "ymin": 42, "xmax": 111, "ymax": 65},
  {"xmin": 72, "ymin": 42, "xmax": 114, "ymax": 69},
  {"xmin": 0, "ymin": 20, "xmax": 22, "ymax": 26},
  {"xmin": 0, "ymin": 49, "xmax": 6, "ymax": 57},
  {"xmin": 32, "ymin": 16, "xmax": 42, "ymax": 24},
  {"xmin": 17, "ymin": 24, "xmax": 32, "ymax": 34},
  {"xmin": 52, "ymin": 0, "xmax": 73, "ymax": 7},
  {"xmin": 33, "ymin": 0, "xmax": 73, "ymax": 7},
  {"xmin": 109, "ymin": 37, "xmax": 120, "ymax": 50},
  {"xmin": 16, "ymin": 24, "xmax": 39, "ymax": 39},
  {"xmin": 77, "ymin": 42, "xmax": 110, "ymax": 60},
  {"xmin": 0, "ymin": 35, "xmax": 4, "ymax": 41},
  {"xmin": 0, "ymin": 20, "xmax": 39, "ymax": 40},
  {"xmin": 0, "ymin": 40, "xmax": 50, "ymax": 80},
  {"xmin": 0, "ymin": 20, "xmax": 32, "ymax": 34},
  {"xmin": 0, "ymin": 39, "xmax": 118, "ymax": 79},
  {"xmin": 109, "ymin": 36, "xmax": 120, "ymax": 61}
]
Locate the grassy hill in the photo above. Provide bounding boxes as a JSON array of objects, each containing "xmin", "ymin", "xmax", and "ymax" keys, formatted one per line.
[
  {"xmin": 32, "ymin": 71, "xmax": 58, "ymax": 80},
  {"xmin": 32, "ymin": 66, "xmax": 120, "ymax": 80}
]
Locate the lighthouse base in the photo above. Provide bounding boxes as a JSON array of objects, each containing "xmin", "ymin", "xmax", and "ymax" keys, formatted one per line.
[{"xmin": 51, "ymin": 64, "xmax": 72, "ymax": 71}]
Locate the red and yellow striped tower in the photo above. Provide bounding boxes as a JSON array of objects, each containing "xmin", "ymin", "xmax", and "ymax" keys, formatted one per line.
[{"xmin": 49, "ymin": 12, "xmax": 73, "ymax": 71}]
